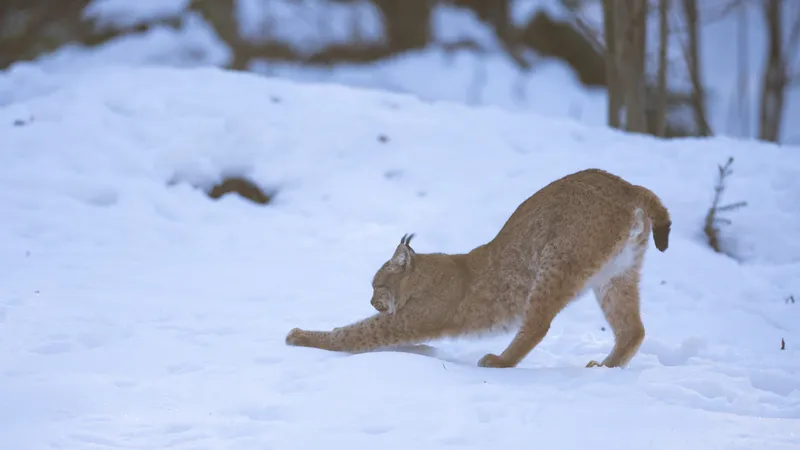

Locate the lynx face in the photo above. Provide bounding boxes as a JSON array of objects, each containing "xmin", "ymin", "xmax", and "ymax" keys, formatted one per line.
[
  {"xmin": 370, "ymin": 274, "xmax": 400, "ymax": 313},
  {"xmin": 370, "ymin": 234, "xmax": 416, "ymax": 314}
]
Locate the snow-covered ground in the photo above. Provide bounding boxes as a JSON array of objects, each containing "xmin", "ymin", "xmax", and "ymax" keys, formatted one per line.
[
  {"xmin": 1, "ymin": 66, "xmax": 799, "ymax": 449},
  {"xmin": 7, "ymin": 0, "xmax": 799, "ymax": 144}
]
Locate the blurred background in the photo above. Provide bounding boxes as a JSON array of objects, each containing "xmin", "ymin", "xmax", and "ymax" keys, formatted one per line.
[{"xmin": 2, "ymin": 0, "xmax": 798, "ymax": 145}]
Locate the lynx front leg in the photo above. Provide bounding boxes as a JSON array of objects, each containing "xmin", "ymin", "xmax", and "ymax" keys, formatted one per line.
[
  {"xmin": 588, "ymin": 268, "xmax": 645, "ymax": 368},
  {"xmin": 478, "ymin": 278, "xmax": 575, "ymax": 368},
  {"xmin": 286, "ymin": 328, "xmax": 333, "ymax": 349},
  {"xmin": 477, "ymin": 316, "xmax": 554, "ymax": 368},
  {"xmin": 286, "ymin": 312, "xmax": 438, "ymax": 353}
]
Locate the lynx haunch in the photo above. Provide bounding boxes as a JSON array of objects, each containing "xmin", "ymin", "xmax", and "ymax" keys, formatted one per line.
[{"xmin": 286, "ymin": 168, "xmax": 671, "ymax": 369}]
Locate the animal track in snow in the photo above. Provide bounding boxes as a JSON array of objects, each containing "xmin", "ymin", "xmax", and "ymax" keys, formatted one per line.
[
  {"xmin": 29, "ymin": 336, "xmax": 74, "ymax": 355},
  {"xmin": 163, "ymin": 423, "xmax": 194, "ymax": 434},
  {"xmin": 65, "ymin": 184, "xmax": 119, "ymax": 207},
  {"xmin": 641, "ymin": 336, "xmax": 707, "ymax": 366},
  {"xmin": 748, "ymin": 369, "xmax": 800, "ymax": 397},
  {"xmin": 361, "ymin": 424, "xmax": 393, "ymax": 435},
  {"xmin": 236, "ymin": 404, "xmax": 291, "ymax": 423},
  {"xmin": 112, "ymin": 380, "xmax": 137, "ymax": 389},
  {"xmin": 254, "ymin": 355, "xmax": 282, "ymax": 365},
  {"xmin": 28, "ymin": 326, "xmax": 123, "ymax": 355},
  {"xmin": 643, "ymin": 368, "xmax": 800, "ymax": 419},
  {"xmin": 166, "ymin": 362, "xmax": 203, "ymax": 375}
]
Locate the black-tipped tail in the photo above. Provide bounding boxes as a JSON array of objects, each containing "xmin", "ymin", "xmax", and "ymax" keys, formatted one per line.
[
  {"xmin": 633, "ymin": 185, "xmax": 671, "ymax": 252},
  {"xmin": 652, "ymin": 221, "xmax": 671, "ymax": 252}
]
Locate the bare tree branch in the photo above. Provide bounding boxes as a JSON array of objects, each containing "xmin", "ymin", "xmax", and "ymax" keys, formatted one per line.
[{"xmin": 704, "ymin": 156, "xmax": 747, "ymax": 256}]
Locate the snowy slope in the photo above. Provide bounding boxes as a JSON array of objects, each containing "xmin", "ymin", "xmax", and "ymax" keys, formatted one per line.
[
  {"xmin": 1, "ymin": 66, "xmax": 799, "ymax": 450},
  {"xmin": 15, "ymin": 0, "xmax": 799, "ymax": 144}
]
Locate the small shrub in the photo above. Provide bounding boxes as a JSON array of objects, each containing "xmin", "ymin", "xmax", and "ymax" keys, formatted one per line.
[{"xmin": 703, "ymin": 157, "xmax": 747, "ymax": 254}]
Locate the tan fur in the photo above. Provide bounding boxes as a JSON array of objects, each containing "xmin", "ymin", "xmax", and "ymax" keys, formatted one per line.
[{"xmin": 286, "ymin": 168, "xmax": 671, "ymax": 369}]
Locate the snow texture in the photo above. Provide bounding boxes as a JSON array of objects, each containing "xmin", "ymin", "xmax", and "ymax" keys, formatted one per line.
[
  {"xmin": 1, "ymin": 66, "xmax": 799, "ymax": 450},
  {"xmin": 84, "ymin": 0, "xmax": 190, "ymax": 29},
  {"xmin": 235, "ymin": 0, "xmax": 384, "ymax": 55},
  {"xmin": 18, "ymin": 0, "xmax": 800, "ymax": 145}
]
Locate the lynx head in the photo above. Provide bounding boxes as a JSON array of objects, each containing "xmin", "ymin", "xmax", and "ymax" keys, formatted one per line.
[{"xmin": 371, "ymin": 233, "xmax": 417, "ymax": 314}]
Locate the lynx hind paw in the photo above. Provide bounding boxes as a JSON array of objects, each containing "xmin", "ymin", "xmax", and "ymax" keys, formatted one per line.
[{"xmin": 585, "ymin": 360, "xmax": 605, "ymax": 368}]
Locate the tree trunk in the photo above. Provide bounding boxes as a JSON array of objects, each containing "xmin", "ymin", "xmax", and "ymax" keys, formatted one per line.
[
  {"xmin": 603, "ymin": 0, "xmax": 622, "ymax": 129},
  {"xmin": 655, "ymin": 0, "xmax": 670, "ymax": 137},
  {"xmin": 736, "ymin": 0, "xmax": 750, "ymax": 138},
  {"xmin": 191, "ymin": 0, "xmax": 251, "ymax": 70},
  {"xmin": 681, "ymin": 0, "xmax": 712, "ymax": 136},
  {"xmin": 757, "ymin": 0, "xmax": 787, "ymax": 143},
  {"xmin": 615, "ymin": 0, "xmax": 648, "ymax": 133},
  {"xmin": 373, "ymin": 0, "xmax": 431, "ymax": 52}
]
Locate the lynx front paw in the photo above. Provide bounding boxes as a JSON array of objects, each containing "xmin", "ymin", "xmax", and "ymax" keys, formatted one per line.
[
  {"xmin": 286, "ymin": 327, "xmax": 314, "ymax": 347},
  {"xmin": 585, "ymin": 360, "xmax": 605, "ymax": 368},
  {"xmin": 478, "ymin": 353, "xmax": 511, "ymax": 368}
]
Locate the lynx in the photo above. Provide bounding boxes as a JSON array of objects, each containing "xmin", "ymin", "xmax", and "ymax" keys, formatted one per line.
[{"xmin": 286, "ymin": 168, "xmax": 671, "ymax": 369}]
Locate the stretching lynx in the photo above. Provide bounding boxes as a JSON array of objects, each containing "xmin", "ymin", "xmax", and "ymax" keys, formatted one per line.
[{"xmin": 286, "ymin": 168, "xmax": 670, "ymax": 369}]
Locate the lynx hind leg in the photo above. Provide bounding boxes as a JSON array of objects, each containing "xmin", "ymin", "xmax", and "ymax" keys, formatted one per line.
[{"xmin": 587, "ymin": 266, "xmax": 645, "ymax": 368}]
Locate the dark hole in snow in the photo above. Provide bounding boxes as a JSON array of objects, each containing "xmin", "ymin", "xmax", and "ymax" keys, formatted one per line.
[
  {"xmin": 270, "ymin": 96, "xmax": 281, "ymax": 104},
  {"xmin": 207, "ymin": 176, "xmax": 273, "ymax": 205},
  {"xmin": 384, "ymin": 169, "xmax": 402, "ymax": 180},
  {"xmin": 378, "ymin": 134, "xmax": 389, "ymax": 143},
  {"xmin": 13, "ymin": 116, "xmax": 33, "ymax": 126},
  {"xmin": 382, "ymin": 100, "xmax": 400, "ymax": 110}
]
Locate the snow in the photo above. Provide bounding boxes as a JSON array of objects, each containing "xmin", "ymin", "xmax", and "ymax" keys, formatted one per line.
[
  {"xmin": 235, "ymin": 0, "xmax": 384, "ymax": 55},
  {"xmin": 24, "ymin": 12, "xmax": 231, "ymax": 77},
  {"xmin": 20, "ymin": 0, "xmax": 799, "ymax": 144},
  {"xmin": 84, "ymin": 0, "xmax": 190, "ymax": 29},
  {"xmin": 695, "ymin": 0, "xmax": 800, "ymax": 144},
  {"xmin": 252, "ymin": 48, "xmax": 607, "ymax": 124},
  {"xmin": 1, "ymin": 66, "xmax": 799, "ymax": 449},
  {"xmin": 431, "ymin": 5, "xmax": 502, "ymax": 50}
]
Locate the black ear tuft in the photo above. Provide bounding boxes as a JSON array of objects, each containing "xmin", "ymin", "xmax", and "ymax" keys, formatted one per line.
[{"xmin": 400, "ymin": 232, "xmax": 416, "ymax": 247}]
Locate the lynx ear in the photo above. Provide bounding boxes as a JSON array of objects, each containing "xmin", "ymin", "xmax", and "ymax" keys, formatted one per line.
[{"xmin": 391, "ymin": 233, "xmax": 416, "ymax": 270}]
